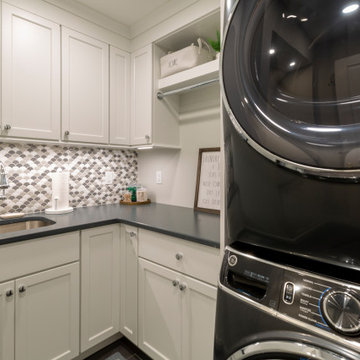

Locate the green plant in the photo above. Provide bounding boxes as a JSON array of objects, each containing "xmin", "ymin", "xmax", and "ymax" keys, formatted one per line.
[{"xmin": 208, "ymin": 30, "xmax": 221, "ymax": 52}]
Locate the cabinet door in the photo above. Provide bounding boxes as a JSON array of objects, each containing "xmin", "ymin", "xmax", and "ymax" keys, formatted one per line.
[
  {"xmin": 81, "ymin": 225, "xmax": 120, "ymax": 351},
  {"xmin": 138, "ymin": 258, "xmax": 182, "ymax": 360},
  {"xmin": 0, "ymin": 281, "xmax": 14, "ymax": 360},
  {"xmin": 182, "ymin": 276, "xmax": 217, "ymax": 360},
  {"xmin": 120, "ymin": 225, "xmax": 138, "ymax": 344},
  {"xmin": 62, "ymin": 27, "xmax": 109, "ymax": 143},
  {"xmin": 131, "ymin": 45, "xmax": 152, "ymax": 145},
  {"xmin": 110, "ymin": 46, "xmax": 131, "ymax": 145},
  {"xmin": 2, "ymin": 3, "xmax": 60, "ymax": 140},
  {"xmin": 15, "ymin": 263, "xmax": 79, "ymax": 360}
]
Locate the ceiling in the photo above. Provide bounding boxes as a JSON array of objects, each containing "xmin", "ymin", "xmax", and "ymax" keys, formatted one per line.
[{"xmin": 73, "ymin": 0, "xmax": 173, "ymax": 26}]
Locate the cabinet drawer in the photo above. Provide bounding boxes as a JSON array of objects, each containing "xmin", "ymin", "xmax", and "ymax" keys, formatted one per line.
[
  {"xmin": 0, "ymin": 232, "xmax": 80, "ymax": 282},
  {"xmin": 138, "ymin": 229, "xmax": 220, "ymax": 286}
]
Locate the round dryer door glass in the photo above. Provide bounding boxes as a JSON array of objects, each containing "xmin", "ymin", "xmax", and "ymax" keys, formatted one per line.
[{"xmin": 223, "ymin": 0, "xmax": 360, "ymax": 174}]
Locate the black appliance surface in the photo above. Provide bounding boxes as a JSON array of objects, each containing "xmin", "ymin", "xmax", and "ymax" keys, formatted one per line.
[
  {"xmin": 222, "ymin": 0, "xmax": 360, "ymax": 272},
  {"xmin": 214, "ymin": 247, "xmax": 360, "ymax": 359}
]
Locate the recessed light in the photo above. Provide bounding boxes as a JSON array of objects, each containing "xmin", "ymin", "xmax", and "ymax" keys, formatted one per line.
[
  {"xmin": 342, "ymin": 3, "xmax": 359, "ymax": 14},
  {"xmin": 269, "ymin": 48, "xmax": 276, "ymax": 55},
  {"xmin": 289, "ymin": 61, "xmax": 296, "ymax": 67}
]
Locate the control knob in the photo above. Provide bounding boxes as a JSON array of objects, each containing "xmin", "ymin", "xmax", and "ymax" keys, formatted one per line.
[{"xmin": 321, "ymin": 289, "xmax": 360, "ymax": 336}]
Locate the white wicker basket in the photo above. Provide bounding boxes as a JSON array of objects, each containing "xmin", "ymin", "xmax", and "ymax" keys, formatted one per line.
[{"xmin": 160, "ymin": 38, "xmax": 214, "ymax": 78}]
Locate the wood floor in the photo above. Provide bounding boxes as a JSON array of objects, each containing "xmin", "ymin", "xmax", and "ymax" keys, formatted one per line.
[{"xmin": 86, "ymin": 337, "xmax": 152, "ymax": 360}]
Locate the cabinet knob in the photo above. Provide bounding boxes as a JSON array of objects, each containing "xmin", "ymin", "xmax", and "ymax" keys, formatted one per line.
[
  {"xmin": 18, "ymin": 286, "xmax": 26, "ymax": 293},
  {"xmin": 179, "ymin": 283, "xmax": 187, "ymax": 291},
  {"xmin": 172, "ymin": 280, "xmax": 179, "ymax": 287},
  {"xmin": 129, "ymin": 231, "xmax": 136, "ymax": 237},
  {"xmin": 4, "ymin": 124, "xmax": 11, "ymax": 131},
  {"xmin": 6, "ymin": 289, "xmax": 13, "ymax": 297},
  {"xmin": 145, "ymin": 134, "xmax": 150, "ymax": 143},
  {"xmin": 175, "ymin": 252, "xmax": 183, "ymax": 261},
  {"xmin": 64, "ymin": 130, "xmax": 70, "ymax": 136}
]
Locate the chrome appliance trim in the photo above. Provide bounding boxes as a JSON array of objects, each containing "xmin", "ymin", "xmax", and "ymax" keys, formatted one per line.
[
  {"xmin": 220, "ymin": 0, "xmax": 360, "ymax": 180},
  {"xmin": 227, "ymin": 340, "xmax": 347, "ymax": 360}
]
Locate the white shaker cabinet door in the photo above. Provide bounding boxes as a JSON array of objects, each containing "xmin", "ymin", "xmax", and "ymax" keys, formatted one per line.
[
  {"xmin": 81, "ymin": 225, "xmax": 121, "ymax": 352},
  {"xmin": 15, "ymin": 263, "xmax": 80, "ymax": 360},
  {"xmin": 0, "ymin": 281, "xmax": 15, "ymax": 360},
  {"xmin": 2, "ymin": 3, "xmax": 60, "ymax": 140},
  {"xmin": 120, "ymin": 225, "xmax": 138, "ymax": 344},
  {"xmin": 110, "ymin": 46, "xmax": 131, "ymax": 145},
  {"xmin": 138, "ymin": 258, "xmax": 182, "ymax": 360},
  {"xmin": 130, "ymin": 45, "xmax": 153, "ymax": 145},
  {"xmin": 62, "ymin": 27, "xmax": 109, "ymax": 143},
  {"xmin": 182, "ymin": 275, "xmax": 217, "ymax": 360}
]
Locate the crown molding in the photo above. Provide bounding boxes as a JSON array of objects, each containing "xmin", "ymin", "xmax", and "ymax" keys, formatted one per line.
[{"xmin": 43, "ymin": 0, "xmax": 131, "ymax": 39}]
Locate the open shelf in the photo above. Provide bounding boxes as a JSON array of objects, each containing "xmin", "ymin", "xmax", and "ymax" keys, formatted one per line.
[{"xmin": 158, "ymin": 58, "xmax": 219, "ymax": 93}]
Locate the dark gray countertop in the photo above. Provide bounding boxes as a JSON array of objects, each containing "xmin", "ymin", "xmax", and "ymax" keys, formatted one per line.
[{"xmin": 0, "ymin": 203, "xmax": 220, "ymax": 248}]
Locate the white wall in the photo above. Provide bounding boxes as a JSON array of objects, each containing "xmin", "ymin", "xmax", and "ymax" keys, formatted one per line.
[{"xmin": 138, "ymin": 86, "xmax": 220, "ymax": 208}]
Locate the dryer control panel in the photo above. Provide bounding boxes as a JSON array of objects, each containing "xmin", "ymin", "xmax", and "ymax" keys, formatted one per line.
[{"xmin": 221, "ymin": 247, "xmax": 360, "ymax": 341}]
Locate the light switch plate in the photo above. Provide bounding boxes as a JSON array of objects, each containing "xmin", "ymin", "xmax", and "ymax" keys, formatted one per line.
[{"xmin": 156, "ymin": 170, "xmax": 162, "ymax": 184}]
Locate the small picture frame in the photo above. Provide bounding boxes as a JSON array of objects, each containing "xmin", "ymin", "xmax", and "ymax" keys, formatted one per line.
[{"xmin": 194, "ymin": 147, "xmax": 221, "ymax": 214}]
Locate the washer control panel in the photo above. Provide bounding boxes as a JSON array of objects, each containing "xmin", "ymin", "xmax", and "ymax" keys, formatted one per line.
[
  {"xmin": 221, "ymin": 247, "xmax": 360, "ymax": 342},
  {"xmin": 279, "ymin": 270, "xmax": 360, "ymax": 338}
]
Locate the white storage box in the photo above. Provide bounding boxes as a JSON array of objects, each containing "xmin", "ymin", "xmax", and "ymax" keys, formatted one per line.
[{"xmin": 160, "ymin": 38, "xmax": 214, "ymax": 78}]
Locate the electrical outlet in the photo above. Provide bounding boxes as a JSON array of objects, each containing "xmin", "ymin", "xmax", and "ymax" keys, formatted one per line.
[
  {"xmin": 156, "ymin": 170, "xmax": 162, "ymax": 184},
  {"xmin": 105, "ymin": 171, "xmax": 114, "ymax": 185}
]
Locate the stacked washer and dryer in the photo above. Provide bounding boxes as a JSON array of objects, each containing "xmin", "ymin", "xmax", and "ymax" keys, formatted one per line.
[{"xmin": 216, "ymin": 0, "xmax": 360, "ymax": 359}]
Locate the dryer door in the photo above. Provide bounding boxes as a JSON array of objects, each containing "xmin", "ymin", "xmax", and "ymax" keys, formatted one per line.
[
  {"xmin": 228, "ymin": 341, "xmax": 350, "ymax": 360},
  {"xmin": 222, "ymin": 0, "xmax": 360, "ymax": 178}
]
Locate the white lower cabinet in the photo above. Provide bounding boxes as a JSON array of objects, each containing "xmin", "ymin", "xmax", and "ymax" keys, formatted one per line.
[
  {"xmin": 0, "ymin": 281, "xmax": 14, "ymax": 360},
  {"xmin": 15, "ymin": 263, "xmax": 80, "ymax": 360},
  {"xmin": 120, "ymin": 225, "xmax": 138, "ymax": 344},
  {"xmin": 0, "ymin": 263, "xmax": 80, "ymax": 360},
  {"xmin": 138, "ymin": 258, "xmax": 217, "ymax": 360},
  {"xmin": 81, "ymin": 225, "xmax": 121, "ymax": 351}
]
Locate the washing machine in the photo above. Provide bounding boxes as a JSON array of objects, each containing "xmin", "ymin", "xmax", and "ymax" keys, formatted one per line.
[{"xmin": 217, "ymin": 0, "xmax": 360, "ymax": 358}]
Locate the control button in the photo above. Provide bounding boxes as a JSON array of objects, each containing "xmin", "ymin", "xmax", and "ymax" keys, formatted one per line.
[
  {"xmin": 321, "ymin": 289, "xmax": 360, "ymax": 336},
  {"xmin": 228, "ymin": 255, "xmax": 238, "ymax": 267},
  {"xmin": 283, "ymin": 282, "xmax": 295, "ymax": 304}
]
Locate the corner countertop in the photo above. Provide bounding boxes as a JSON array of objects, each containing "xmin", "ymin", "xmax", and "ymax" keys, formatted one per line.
[{"xmin": 0, "ymin": 203, "xmax": 220, "ymax": 248}]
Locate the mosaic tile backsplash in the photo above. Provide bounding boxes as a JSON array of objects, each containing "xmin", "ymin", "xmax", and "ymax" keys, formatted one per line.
[{"xmin": 0, "ymin": 143, "xmax": 137, "ymax": 214}]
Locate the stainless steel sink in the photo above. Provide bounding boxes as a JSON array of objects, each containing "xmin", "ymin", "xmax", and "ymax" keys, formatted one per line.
[{"xmin": 0, "ymin": 217, "xmax": 55, "ymax": 234}]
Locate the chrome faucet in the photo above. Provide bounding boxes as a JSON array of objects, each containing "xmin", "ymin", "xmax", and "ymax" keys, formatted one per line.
[{"xmin": 0, "ymin": 161, "xmax": 9, "ymax": 200}]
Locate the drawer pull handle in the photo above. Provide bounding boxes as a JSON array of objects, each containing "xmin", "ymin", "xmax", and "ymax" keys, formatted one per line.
[
  {"xmin": 6, "ymin": 290, "xmax": 13, "ymax": 297},
  {"xmin": 18, "ymin": 286, "xmax": 26, "ymax": 293},
  {"xmin": 175, "ymin": 252, "xmax": 183, "ymax": 261},
  {"xmin": 179, "ymin": 283, "xmax": 187, "ymax": 292},
  {"xmin": 129, "ymin": 231, "xmax": 136, "ymax": 237},
  {"xmin": 172, "ymin": 280, "xmax": 179, "ymax": 287}
]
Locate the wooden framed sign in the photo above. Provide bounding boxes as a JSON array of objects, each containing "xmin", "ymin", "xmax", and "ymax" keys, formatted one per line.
[{"xmin": 194, "ymin": 147, "xmax": 221, "ymax": 214}]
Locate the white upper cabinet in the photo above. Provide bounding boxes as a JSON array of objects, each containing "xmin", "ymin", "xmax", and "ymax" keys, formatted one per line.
[
  {"xmin": 110, "ymin": 46, "xmax": 131, "ymax": 145},
  {"xmin": 62, "ymin": 27, "xmax": 109, "ymax": 144},
  {"xmin": 1, "ymin": 3, "xmax": 60, "ymax": 140},
  {"xmin": 130, "ymin": 45, "xmax": 153, "ymax": 146}
]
